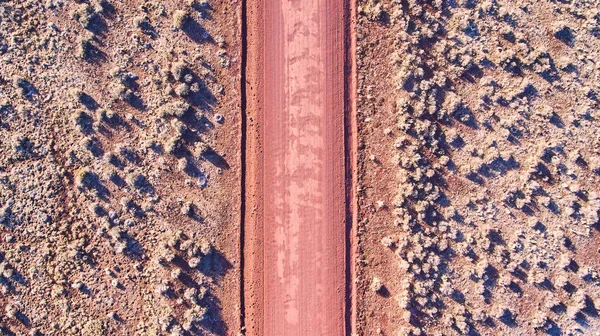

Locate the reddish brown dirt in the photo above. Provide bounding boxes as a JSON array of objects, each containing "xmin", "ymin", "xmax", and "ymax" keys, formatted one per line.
[
  {"xmin": 243, "ymin": 0, "xmax": 265, "ymax": 333},
  {"xmin": 0, "ymin": 1, "xmax": 242, "ymax": 334},
  {"xmin": 354, "ymin": 1, "xmax": 600, "ymax": 335},
  {"xmin": 346, "ymin": 0, "xmax": 359, "ymax": 334},
  {"xmin": 244, "ymin": 0, "xmax": 348, "ymax": 334}
]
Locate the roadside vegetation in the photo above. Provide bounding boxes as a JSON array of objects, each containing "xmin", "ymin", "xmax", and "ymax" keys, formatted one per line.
[{"xmin": 357, "ymin": 0, "xmax": 600, "ymax": 334}]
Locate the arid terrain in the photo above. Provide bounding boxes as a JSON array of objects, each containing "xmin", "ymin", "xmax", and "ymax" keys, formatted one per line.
[
  {"xmin": 0, "ymin": 0, "xmax": 242, "ymax": 335},
  {"xmin": 3, "ymin": 0, "xmax": 600, "ymax": 335},
  {"xmin": 356, "ymin": 0, "xmax": 600, "ymax": 335}
]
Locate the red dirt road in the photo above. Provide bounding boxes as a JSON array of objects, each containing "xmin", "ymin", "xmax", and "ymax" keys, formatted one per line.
[{"xmin": 244, "ymin": 0, "xmax": 347, "ymax": 335}]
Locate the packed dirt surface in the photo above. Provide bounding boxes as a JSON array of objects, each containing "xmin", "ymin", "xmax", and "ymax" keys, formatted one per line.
[
  {"xmin": 355, "ymin": 0, "xmax": 600, "ymax": 335},
  {"xmin": 0, "ymin": 0, "xmax": 242, "ymax": 335},
  {"xmin": 243, "ymin": 0, "xmax": 347, "ymax": 335}
]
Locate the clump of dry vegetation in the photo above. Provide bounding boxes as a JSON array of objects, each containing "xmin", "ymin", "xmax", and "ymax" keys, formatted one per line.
[
  {"xmin": 172, "ymin": 10, "xmax": 190, "ymax": 30},
  {"xmin": 357, "ymin": 0, "xmax": 600, "ymax": 335}
]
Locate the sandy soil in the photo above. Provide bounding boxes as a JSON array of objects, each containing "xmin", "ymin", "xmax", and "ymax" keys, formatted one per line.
[
  {"xmin": 243, "ymin": 0, "xmax": 347, "ymax": 334},
  {"xmin": 0, "ymin": 0, "xmax": 242, "ymax": 334},
  {"xmin": 355, "ymin": 1, "xmax": 600, "ymax": 335},
  {"xmin": 346, "ymin": 0, "xmax": 360, "ymax": 334}
]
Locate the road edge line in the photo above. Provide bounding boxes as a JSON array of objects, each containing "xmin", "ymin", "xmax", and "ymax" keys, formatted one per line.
[{"xmin": 345, "ymin": 0, "xmax": 359, "ymax": 335}]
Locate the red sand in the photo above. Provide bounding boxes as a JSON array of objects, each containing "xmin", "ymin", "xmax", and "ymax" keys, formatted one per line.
[{"xmin": 244, "ymin": 0, "xmax": 347, "ymax": 334}]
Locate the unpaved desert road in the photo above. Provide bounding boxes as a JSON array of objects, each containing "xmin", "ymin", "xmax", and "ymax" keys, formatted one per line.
[{"xmin": 243, "ymin": 0, "xmax": 348, "ymax": 334}]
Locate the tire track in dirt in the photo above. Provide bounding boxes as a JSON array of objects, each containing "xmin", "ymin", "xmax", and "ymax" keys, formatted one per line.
[{"xmin": 243, "ymin": 0, "xmax": 350, "ymax": 334}]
